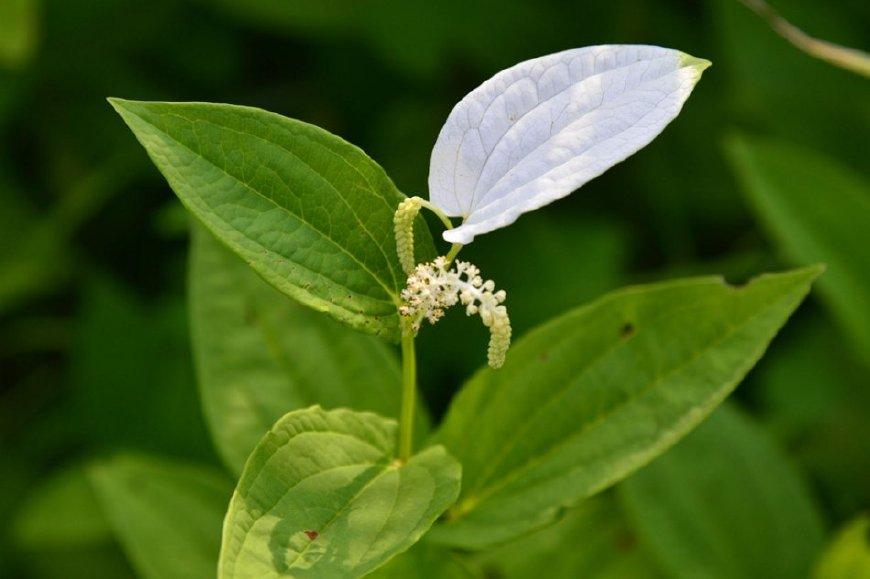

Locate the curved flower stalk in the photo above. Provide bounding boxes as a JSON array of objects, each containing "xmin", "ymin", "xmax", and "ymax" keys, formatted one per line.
[
  {"xmin": 400, "ymin": 257, "xmax": 511, "ymax": 368},
  {"xmin": 428, "ymin": 45, "xmax": 710, "ymax": 245}
]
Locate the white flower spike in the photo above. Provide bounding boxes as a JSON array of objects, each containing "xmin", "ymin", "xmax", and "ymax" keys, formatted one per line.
[
  {"xmin": 429, "ymin": 45, "xmax": 710, "ymax": 244},
  {"xmin": 400, "ymin": 257, "xmax": 511, "ymax": 368}
]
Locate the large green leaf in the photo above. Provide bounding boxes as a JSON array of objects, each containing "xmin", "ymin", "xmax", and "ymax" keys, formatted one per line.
[
  {"xmin": 726, "ymin": 135, "xmax": 870, "ymax": 366},
  {"xmin": 477, "ymin": 494, "xmax": 661, "ymax": 579},
  {"xmin": 370, "ymin": 542, "xmax": 482, "ymax": 578},
  {"xmin": 219, "ymin": 406, "xmax": 461, "ymax": 578},
  {"xmin": 813, "ymin": 515, "xmax": 870, "ymax": 579},
  {"xmin": 88, "ymin": 454, "xmax": 232, "ymax": 579},
  {"xmin": 430, "ymin": 266, "xmax": 821, "ymax": 549},
  {"xmin": 620, "ymin": 404, "xmax": 824, "ymax": 579},
  {"xmin": 190, "ymin": 224, "xmax": 426, "ymax": 474},
  {"xmin": 110, "ymin": 98, "xmax": 434, "ymax": 341}
]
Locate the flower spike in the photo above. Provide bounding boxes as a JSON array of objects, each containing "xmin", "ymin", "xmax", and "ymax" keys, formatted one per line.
[
  {"xmin": 394, "ymin": 197, "xmax": 424, "ymax": 276},
  {"xmin": 400, "ymin": 257, "xmax": 511, "ymax": 368}
]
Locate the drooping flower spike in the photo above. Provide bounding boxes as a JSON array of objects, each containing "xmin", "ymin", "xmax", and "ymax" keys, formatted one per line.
[
  {"xmin": 428, "ymin": 45, "xmax": 710, "ymax": 245},
  {"xmin": 399, "ymin": 257, "xmax": 511, "ymax": 368}
]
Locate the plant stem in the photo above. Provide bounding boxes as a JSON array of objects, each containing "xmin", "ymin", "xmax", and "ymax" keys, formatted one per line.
[
  {"xmin": 398, "ymin": 324, "xmax": 417, "ymax": 461},
  {"xmin": 417, "ymin": 198, "xmax": 454, "ymax": 231},
  {"xmin": 445, "ymin": 242, "xmax": 463, "ymax": 264}
]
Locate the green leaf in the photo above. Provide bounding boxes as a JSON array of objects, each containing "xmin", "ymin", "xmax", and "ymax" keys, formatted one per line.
[
  {"xmin": 110, "ymin": 98, "xmax": 434, "ymax": 341},
  {"xmin": 13, "ymin": 465, "xmax": 113, "ymax": 550},
  {"xmin": 726, "ymin": 135, "xmax": 870, "ymax": 366},
  {"xmin": 88, "ymin": 454, "xmax": 232, "ymax": 579},
  {"xmin": 477, "ymin": 494, "xmax": 661, "ymax": 579},
  {"xmin": 190, "ymin": 224, "xmax": 426, "ymax": 474},
  {"xmin": 71, "ymin": 276, "xmax": 213, "ymax": 459},
  {"xmin": 0, "ymin": 0, "xmax": 38, "ymax": 68},
  {"xmin": 219, "ymin": 406, "xmax": 461, "ymax": 578},
  {"xmin": 429, "ymin": 266, "xmax": 821, "ymax": 549},
  {"xmin": 813, "ymin": 515, "xmax": 870, "ymax": 579},
  {"xmin": 370, "ymin": 542, "xmax": 483, "ymax": 578},
  {"xmin": 620, "ymin": 404, "xmax": 824, "ymax": 579}
]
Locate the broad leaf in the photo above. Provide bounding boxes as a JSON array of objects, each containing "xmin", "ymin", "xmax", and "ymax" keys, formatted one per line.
[
  {"xmin": 430, "ymin": 266, "xmax": 821, "ymax": 548},
  {"xmin": 190, "ymin": 224, "xmax": 426, "ymax": 474},
  {"xmin": 429, "ymin": 45, "xmax": 709, "ymax": 244},
  {"xmin": 219, "ymin": 406, "xmax": 461, "ymax": 578},
  {"xmin": 813, "ymin": 515, "xmax": 870, "ymax": 579},
  {"xmin": 110, "ymin": 98, "xmax": 434, "ymax": 341},
  {"xmin": 477, "ymin": 494, "xmax": 661, "ymax": 579},
  {"xmin": 370, "ymin": 542, "xmax": 482, "ymax": 578},
  {"xmin": 620, "ymin": 404, "xmax": 824, "ymax": 579},
  {"xmin": 88, "ymin": 454, "xmax": 232, "ymax": 579},
  {"xmin": 726, "ymin": 135, "xmax": 870, "ymax": 366}
]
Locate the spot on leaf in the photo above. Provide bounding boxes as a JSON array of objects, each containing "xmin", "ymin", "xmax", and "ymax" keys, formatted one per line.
[
  {"xmin": 304, "ymin": 530, "xmax": 319, "ymax": 540},
  {"xmin": 619, "ymin": 322, "xmax": 635, "ymax": 339}
]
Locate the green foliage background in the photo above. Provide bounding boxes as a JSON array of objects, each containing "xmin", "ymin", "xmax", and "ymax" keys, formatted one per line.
[{"xmin": 1, "ymin": 0, "xmax": 867, "ymax": 577}]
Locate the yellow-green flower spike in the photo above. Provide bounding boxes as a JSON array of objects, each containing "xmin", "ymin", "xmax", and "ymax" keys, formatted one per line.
[{"xmin": 394, "ymin": 197, "xmax": 423, "ymax": 276}]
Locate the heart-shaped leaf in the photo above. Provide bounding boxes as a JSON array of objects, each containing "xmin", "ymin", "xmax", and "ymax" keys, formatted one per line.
[
  {"xmin": 429, "ymin": 45, "xmax": 709, "ymax": 244},
  {"xmin": 110, "ymin": 99, "xmax": 434, "ymax": 341},
  {"xmin": 189, "ymin": 224, "xmax": 427, "ymax": 474},
  {"xmin": 620, "ymin": 404, "xmax": 824, "ymax": 579},
  {"xmin": 219, "ymin": 406, "xmax": 461, "ymax": 578},
  {"xmin": 429, "ymin": 266, "xmax": 821, "ymax": 548}
]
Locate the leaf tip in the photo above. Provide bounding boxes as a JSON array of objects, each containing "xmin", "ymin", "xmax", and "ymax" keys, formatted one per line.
[{"xmin": 680, "ymin": 53, "xmax": 712, "ymax": 73}]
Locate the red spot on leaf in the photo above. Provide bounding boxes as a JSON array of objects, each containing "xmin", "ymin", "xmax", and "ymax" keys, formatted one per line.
[{"xmin": 304, "ymin": 530, "xmax": 319, "ymax": 540}]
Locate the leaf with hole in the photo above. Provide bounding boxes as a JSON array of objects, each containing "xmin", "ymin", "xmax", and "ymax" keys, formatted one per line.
[
  {"xmin": 429, "ymin": 266, "xmax": 821, "ymax": 549},
  {"xmin": 219, "ymin": 406, "xmax": 461, "ymax": 578}
]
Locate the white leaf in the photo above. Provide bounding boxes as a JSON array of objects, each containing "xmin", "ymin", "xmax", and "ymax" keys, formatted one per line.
[{"xmin": 428, "ymin": 45, "xmax": 710, "ymax": 244}]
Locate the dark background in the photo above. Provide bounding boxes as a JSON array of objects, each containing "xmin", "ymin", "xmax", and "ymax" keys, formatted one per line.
[{"xmin": 1, "ymin": 0, "xmax": 867, "ymax": 576}]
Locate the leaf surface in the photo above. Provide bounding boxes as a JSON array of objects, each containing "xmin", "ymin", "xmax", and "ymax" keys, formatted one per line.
[
  {"xmin": 429, "ymin": 45, "xmax": 709, "ymax": 244},
  {"xmin": 620, "ymin": 404, "xmax": 824, "ymax": 579},
  {"xmin": 219, "ymin": 406, "xmax": 461, "ymax": 578},
  {"xmin": 813, "ymin": 515, "xmax": 870, "ymax": 579},
  {"xmin": 477, "ymin": 494, "xmax": 661, "ymax": 579},
  {"xmin": 430, "ymin": 266, "xmax": 820, "ymax": 548},
  {"xmin": 111, "ymin": 98, "xmax": 433, "ymax": 340},
  {"xmin": 190, "ymin": 225, "xmax": 425, "ymax": 474},
  {"xmin": 726, "ymin": 135, "xmax": 870, "ymax": 366},
  {"xmin": 88, "ymin": 454, "xmax": 232, "ymax": 579}
]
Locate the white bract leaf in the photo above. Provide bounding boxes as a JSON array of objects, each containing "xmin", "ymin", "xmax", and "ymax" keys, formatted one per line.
[{"xmin": 429, "ymin": 45, "xmax": 710, "ymax": 244}]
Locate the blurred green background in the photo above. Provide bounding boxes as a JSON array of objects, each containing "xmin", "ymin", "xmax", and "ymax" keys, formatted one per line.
[{"xmin": 1, "ymin": 0, "xmax": 868, "ymax": 577}]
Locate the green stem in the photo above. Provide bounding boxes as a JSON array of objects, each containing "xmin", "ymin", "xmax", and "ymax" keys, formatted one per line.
[
  {"xmin": 445, "ymin": 242, "xmax": 463, "ymax": 264},
  {"xmin": 398, "ymin": 324, "xmax": 417, "ymax": 461},
  {"xmin": 417, "ymin": 198, "xmax": 454, "ymax": 232}
]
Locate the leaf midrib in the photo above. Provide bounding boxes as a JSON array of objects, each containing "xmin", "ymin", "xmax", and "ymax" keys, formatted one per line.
[
  {"xmin": 467, "ymin": 54, "xmax": 671, "ymax": 210},
  {"xmin": 189, "ymin": 114, "xmax": 402, "ymax": 292}
]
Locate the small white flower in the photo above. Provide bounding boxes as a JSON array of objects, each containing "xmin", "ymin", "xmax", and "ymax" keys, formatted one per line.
[
  {"xmin": 428, "ymin": 45, "xmax": 710, "ymax": 245},
  {"xmin": 400, "ymin": 257, "xmax": 511, "ymax": 368}
]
